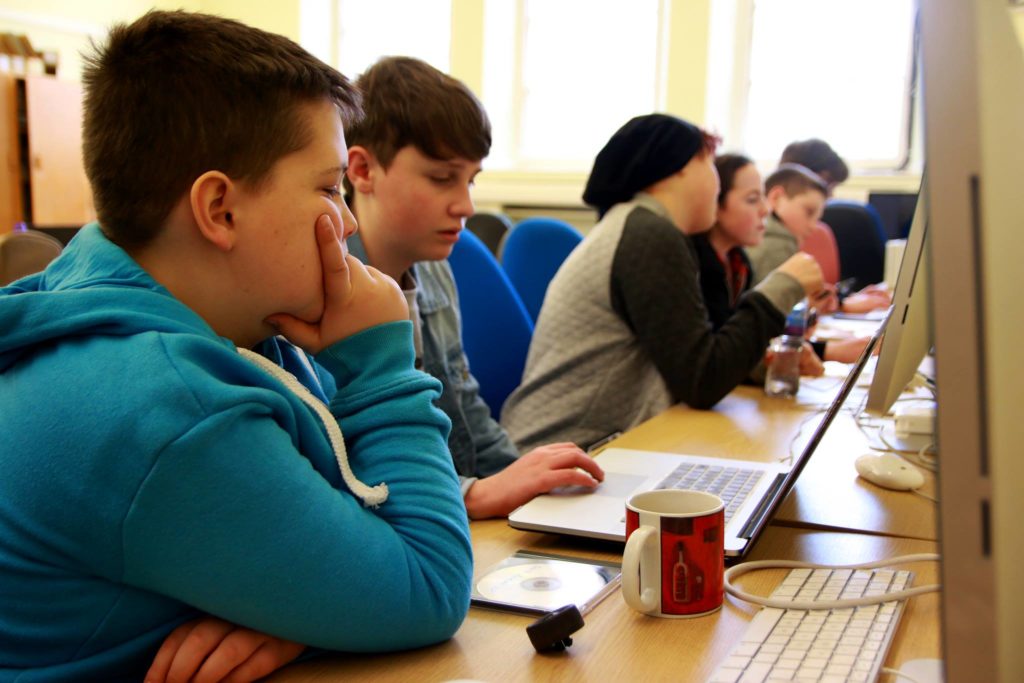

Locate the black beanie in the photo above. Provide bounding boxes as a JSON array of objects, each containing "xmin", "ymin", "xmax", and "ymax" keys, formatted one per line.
[{"xmin": 582, "ymin": 114, "xmax": 704, "ymax": 218}]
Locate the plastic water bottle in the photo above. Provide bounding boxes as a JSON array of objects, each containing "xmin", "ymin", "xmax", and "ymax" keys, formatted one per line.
[{"xmin": 764, "ymin": 301, "xmax": 807, "ymax": 398}]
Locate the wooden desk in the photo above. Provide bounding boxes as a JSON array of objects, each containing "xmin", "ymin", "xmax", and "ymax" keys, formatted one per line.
[
  {"xmin": 270, "ymin": 523, "xmax": 940, "ymax": 682},
  {"xmin": 271, "ymin": 375, "xmax": 941, "ymax": 681},
  {"xmin": 608, "ymin": 385, "xmax": 937, "ymax": 541}
]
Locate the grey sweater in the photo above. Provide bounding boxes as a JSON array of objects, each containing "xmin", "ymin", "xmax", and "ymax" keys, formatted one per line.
[{"xmin": 501, "ymin": 194, "xmax": 804, "ymax": 452}]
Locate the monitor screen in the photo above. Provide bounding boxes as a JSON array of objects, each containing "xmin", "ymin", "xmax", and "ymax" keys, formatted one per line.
[{"xmin": 864, "ymin": 180, "xmax": 931, "ymax": 416}]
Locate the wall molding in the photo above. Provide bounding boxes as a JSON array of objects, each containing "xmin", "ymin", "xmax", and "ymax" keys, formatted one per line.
[{"xmin": 0, "ymin": 9, "xmax": 104, "ymax": 37}]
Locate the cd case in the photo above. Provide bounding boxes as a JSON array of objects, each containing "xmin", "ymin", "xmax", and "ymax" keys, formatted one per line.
[{"xmin": 471, "ymin": 550, "xmax": 622, "ymax": 616}]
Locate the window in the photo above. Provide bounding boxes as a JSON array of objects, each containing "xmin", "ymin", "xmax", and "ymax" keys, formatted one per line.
[
  {"xmin": 482, "ymin": 0, "xmax": 665, "ymax": 171},
  {"xmin": 713, "ymin": 0, "xmax": 917, "ymax": 170},
  {"xmin": 332, "ymin": 0, "xmax": 452, "ymax": 77}
]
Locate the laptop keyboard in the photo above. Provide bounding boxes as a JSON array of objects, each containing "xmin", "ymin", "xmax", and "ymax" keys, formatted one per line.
[
  {"xmin": 707, "ymin": 567, "xmax": 912, "ymax": 682},
  {"xmin": 655, "ymin": 462, "xmax": 765, "ymax": 523}
]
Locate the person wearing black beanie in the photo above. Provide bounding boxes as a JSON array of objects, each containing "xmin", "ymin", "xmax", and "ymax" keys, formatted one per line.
[
  {"xmin": 583, "ymin": 114, "xmax": 707, "ymax": 219},
  {"xmin": 502, "ymin": 114, "xmax": 825, "ymax": 453}
]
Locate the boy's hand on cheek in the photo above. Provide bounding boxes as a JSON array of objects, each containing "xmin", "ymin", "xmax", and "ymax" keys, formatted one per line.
[{"xmin": 267, "ymin": 215, "xmax": 409, "ymax": 354}]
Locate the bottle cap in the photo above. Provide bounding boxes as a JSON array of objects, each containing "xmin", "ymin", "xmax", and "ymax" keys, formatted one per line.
[{"xmin": 783, "ymin": 301, "xmax": 808, "ymax": 337}]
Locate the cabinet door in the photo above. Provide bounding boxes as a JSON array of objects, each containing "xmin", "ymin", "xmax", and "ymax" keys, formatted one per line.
[
  {"xmin": 0, "ymin": 74, "xmax": 22, "ymax": 233},
  {"xmin": 25, "ymin": 76, "xmax": 95, "ymax": 227}
]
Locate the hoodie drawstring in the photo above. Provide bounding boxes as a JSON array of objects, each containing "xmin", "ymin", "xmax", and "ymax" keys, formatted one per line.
[{"xmin": 236, "ymin": 347, "xmax": 388, "ymax": 508}]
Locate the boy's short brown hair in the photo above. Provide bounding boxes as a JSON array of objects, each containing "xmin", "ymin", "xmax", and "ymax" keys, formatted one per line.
[
  {"xmin": 82, "ymin": 11, "xmax": 361, "ymax": 250},
  {"xmin": 345, "ymin": 56, "xmax": 491, "ymax": 169},
  {"xmin": 765, "ymin": 163, "xmax": 829, "ymax": 199},
  {"xmin": 779, "ymin": 138, "xmax": 849, "ymax": 188}
]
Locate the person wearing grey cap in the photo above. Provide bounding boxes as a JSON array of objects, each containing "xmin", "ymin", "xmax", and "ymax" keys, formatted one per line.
[{"xmin": 501, "ymin": 114, "xmax": 824, "ymax": 453}]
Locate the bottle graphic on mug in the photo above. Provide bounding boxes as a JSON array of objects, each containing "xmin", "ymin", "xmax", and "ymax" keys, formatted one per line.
[{"xmin": 672, "ymin": 542, "xmax": 704, "ymax": 604}]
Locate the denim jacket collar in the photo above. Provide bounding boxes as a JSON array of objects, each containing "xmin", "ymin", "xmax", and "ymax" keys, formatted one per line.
[{"xmin": 346, "ymin": 233, "xmax": 451, "ymax": 314}]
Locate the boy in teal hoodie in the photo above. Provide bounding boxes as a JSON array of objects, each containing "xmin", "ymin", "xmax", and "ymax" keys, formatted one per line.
[{"xmin": 0, "ymin": 11, "xmax": 471, "ymax": 682}]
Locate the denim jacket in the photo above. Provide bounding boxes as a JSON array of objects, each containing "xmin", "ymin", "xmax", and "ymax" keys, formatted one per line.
[{"xmin": 348, "ymin": 234, "xmax": 518, "ymax": 491}]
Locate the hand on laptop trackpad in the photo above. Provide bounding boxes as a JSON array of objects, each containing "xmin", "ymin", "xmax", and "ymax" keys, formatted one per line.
[{"xmin": 548, "ymin": 471, "xmax": 648, "ymax": 498}]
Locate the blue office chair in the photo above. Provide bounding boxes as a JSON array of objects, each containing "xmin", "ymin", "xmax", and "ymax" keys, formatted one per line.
[
  {"xmin": 501, "ymin": 217, "xmax": 584, "ymax": 322},
  {"xmin": 447, "ymin": 229, "xmax": 534, "ymax": 418},
  {"xmin": 822, "ymin": 200, "xmax": 888, "ymax": 289},
  {"xmin": 466, "ymin": 212, "xmax": 513, "ymax": 257}
]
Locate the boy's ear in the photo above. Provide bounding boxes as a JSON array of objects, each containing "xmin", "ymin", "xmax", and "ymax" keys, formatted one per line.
[
  {"xmin": 190, "ymin": 171, "xmax": 238, "ymax": 251},
  {"xmin": 346, "ymin": 145, "xmax": 378, "ymax": 195},
  {"xmin": 765, "ymin": 185, "xmax": 787, "ymax": 207}
]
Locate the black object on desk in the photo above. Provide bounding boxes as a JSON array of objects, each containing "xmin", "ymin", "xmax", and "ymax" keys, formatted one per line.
[{"xmin": 527, "ymin": 604, "xmax": 585, "ymax": 653}]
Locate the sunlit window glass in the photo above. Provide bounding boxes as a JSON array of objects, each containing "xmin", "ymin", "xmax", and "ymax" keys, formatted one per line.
[
  {"xmin": 336, "ymin": 0, "xmax": 451, "ymax": 77},
  {"xmin": 483, "ymin": 0, "xmax": 662, "ymax": 171},
  {"xmin": 745, "ymin": 0, "xmax": 916, "ymax": 167}
]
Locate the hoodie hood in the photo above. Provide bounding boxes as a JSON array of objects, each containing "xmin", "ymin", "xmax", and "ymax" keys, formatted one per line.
[{"xmin": 0, "ymin": 223, "xmax": 228, "ymax": 372}]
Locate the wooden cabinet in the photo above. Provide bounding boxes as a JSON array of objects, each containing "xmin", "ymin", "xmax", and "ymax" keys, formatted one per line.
[
  {"xmin": 0, "ymin": 73, "xmax": 94, "ymax": 234},
  {"xmin": 0, "ymin": 75, "xmax": 21, "ymax": 233}
]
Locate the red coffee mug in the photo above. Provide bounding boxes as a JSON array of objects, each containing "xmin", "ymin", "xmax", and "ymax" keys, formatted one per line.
[{"xmin": 623, "ymin": 489, "xmax": 725, "ymax": 618}]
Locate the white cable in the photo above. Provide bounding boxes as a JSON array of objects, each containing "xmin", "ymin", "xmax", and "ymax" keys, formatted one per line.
[
  {"xmin": 881, "ymin": 666, "xmax": 924, "ymax": 683},
  {"xmin": 236, "ymin": 347, "xmax": 388, "ymax": 507},
  {"xmin": 917, "ymin": 440, "xmax": 936, "ymax": 462},
  {"xmin": 724, "ymin": 554, "xmax": 940, "ymax": 610},
  {"xmin": 875, "ymin": 428, "xmax": 938, "ymax": 471},
  {"xmin": 854, "ymin": 409, "xmax": 938, "ymax": 471}
]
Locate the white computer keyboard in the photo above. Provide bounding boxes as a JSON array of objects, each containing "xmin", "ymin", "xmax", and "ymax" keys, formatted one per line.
[{"xmin": 708, "ymin": 566, "xmax": 913, "ymax": 683}]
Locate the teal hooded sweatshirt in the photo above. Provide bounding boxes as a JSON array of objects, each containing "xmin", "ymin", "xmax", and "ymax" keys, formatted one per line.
[{"xmin": 0, "ymin": 225, "xmax": 472, "ymax": 681}]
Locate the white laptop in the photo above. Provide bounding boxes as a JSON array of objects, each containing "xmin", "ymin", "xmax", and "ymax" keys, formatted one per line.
[{"xmin": 508, "ymin": 318, "xmax": 886, "ymax": 561}]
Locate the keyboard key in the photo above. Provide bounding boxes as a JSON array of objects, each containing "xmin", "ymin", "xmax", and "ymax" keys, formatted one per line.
[
  {"xmin": 732, "ymin": 643, "xmax": 760, "ymax": 657},
  {"xmin": 708, "ymin": 668, "xmax": 743, "ymax": 683},
  {"xmin": 724, "ymin": 655, "xmax": 753, "ymax": 669},
  {"xmin": 738, "ymin": 663, "xmax": 773, "ymax": 682},
  {"xmin": 741, "ymin": 608, "xmax": 785, "ymax": 644}
]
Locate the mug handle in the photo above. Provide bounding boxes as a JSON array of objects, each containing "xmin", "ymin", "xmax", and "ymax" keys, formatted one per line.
[{"xmin": 622, "ymin": 525, "xmax": 660, "ymax": 614}]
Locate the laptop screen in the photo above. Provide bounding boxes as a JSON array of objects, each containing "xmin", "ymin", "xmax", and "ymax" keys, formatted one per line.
[{"xmin": 733, "ymin": 312, "xmax": 889, "ymax": 552}]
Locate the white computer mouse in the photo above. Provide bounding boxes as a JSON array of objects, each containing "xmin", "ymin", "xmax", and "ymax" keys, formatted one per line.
[{"xmin": 854, "ymin": 452, "xmax": 925, "ymax": 491}]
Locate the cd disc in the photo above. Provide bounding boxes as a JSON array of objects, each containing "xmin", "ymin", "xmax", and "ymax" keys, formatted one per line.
[{"xmin": 475, "ymin": 561, "xmax": 609, "ymax": 610}]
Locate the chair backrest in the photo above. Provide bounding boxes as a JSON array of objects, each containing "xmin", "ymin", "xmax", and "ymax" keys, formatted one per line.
[
  {"xmin": 447, "ymin": 229, "xmax": 534, "ymax": 417},
  {"xmin": 465, "ymin": 212, "xmax": 513, "ymax": 257},
  {"xmin": 800, "ymin": 221, "xmax": 841, "ymax": 285},
  {"xmin": 821, "ymin": 200, "xmax": 887, "ymax": 288},
  {"xmin": 0, "ymin": 228, "xmax": 63, "ymax": 286},
  {"xmin": 501, "ymin": 217, "xmax": 584, "ymax": 322}
]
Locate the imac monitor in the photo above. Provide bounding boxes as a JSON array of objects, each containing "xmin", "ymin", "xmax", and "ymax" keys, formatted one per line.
[
  {"xmin": 921, "ymin": 0, "xmax": 1024, "ymax": 678},
  {"xmin": 864, "ymin": 180, "xmax": 931, "ymax": 416}
]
